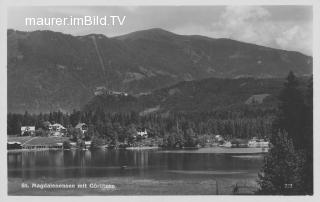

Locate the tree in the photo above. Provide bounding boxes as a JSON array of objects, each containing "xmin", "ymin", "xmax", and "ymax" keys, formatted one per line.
[
  {"xmin": 35, "ymin": 128, "xmax": 47, "ymax": 137},
  {"xmin": 257, "ymin": 131, "xmax": 306, "ymax": 195},
  {"xmin": 68, "ymin": 128, "xmax": 82, "ymax": 142},
  {"xmin": 125, "ymin": 124, "xmax": 137, "ymax": 144},
  {"xmin": 84, "ymin": 124, "xmax": 95, "ymax": 141},
  {"xmin": 91, "ymin": 136, "xmax": 102, "ymax": 150},
  {"xmin": 183, "ymin": 128, "xmax": 198, "ymax": 147},
  {"xmin": 273, "ymin": 71, "xmax": 306, "ymax": 149},
  {"xmin": 41, "ymin": 121, "xmax": 51, "ymax": 130},
  {"xmin": 258, "ymin": 72, "xmax": 313, "ymax": 195}
]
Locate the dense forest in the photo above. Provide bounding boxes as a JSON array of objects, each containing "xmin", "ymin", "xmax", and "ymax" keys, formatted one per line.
[{"xmin": 7, "ymin": 107, "xmax": 274, "ymax": 142}]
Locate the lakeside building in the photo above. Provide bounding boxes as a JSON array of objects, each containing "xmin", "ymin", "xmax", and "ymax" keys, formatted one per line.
[
  {"xmin": 40, "ymin": 122, "xmax": 67, "ymax": 137},
  {"xmin": 219, "ymin": 137, "xmax": 270, "ymax": 148},
  {"xmin": 230, "ymin": 138, "xmax": 249, "ymax": 148},
  {"xmin": 51, "ymin": 123, "xmax": 66, "ymax": 132},
  {"xmin": 21, "ymin": 126, "xmax": 35, "ymax": 136},
  {"xmin": 50, "ymin": 123, "xmax": 67, "ymax": 137},
  {"xmin": 7, "ymin": 141, "xmax": 22, "ymax": 150},
  {"xmin": 7, "ymin": 136, "xmax": 67, "ymax": 150},
  {"xmin": 248, "ymin": 137, "xmax": 269, "ymax": 148},
  {"xmin": 137, "ymin": 128, "xmax": 148, "ymax": 138},
  {"xmin": 75, "ymin": 123, "xmax": 88, "ymax": 134}
]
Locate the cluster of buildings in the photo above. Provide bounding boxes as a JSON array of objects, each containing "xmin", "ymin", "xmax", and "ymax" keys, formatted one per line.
[
  {"xmin": 19, "ymin": 123, "xmax": 148, "ymax": 139},
  {"xmin": 10, "ymin": 124, "xmax": 150, "ymax": 151},
  {"xmin": 217, "ymin": 135, "xmax": 269, "ymax": 148},
  {"xmin": 9, "ymin": 122, "xmax": 90, "ymax": 151},
  {"xmin": 94, "ymin": 86, "xmax": 128, "ymax": 97},
  {"xmin": 20, "ymin": 122, "xmax": 88, "ymax": 137}
]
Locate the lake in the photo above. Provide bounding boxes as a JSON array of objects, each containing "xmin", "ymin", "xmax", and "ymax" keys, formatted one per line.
[{"xmin": 8, "ymin": 148, "xmax": 265, "ymax": 195}]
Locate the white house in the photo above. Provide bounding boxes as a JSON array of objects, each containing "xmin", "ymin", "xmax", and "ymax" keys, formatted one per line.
[
  {"xmin": 75, "ymin": 123, "xmax": 88, "ymax": 134},
  {"xmin": 21, "ymin": 126, "xmax": 35, "ymax": 136},
  {"xmin": 49, "ymin": 123, "xmax": 66, "ymax": 137},
  {"xmin": 137, "ymin": 128, "xmax": 148, "ymax": 138},
  {"xmin": 51, "ymin": 123, "xmax": 66, "ymax": 131}
]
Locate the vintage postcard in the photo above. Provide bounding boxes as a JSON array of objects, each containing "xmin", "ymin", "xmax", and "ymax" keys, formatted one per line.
[{"xmin": 1, "ymin": 0, "xmax": 319, "ymax": 201}]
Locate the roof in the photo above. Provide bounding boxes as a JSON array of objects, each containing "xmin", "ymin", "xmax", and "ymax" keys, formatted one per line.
[
  {"xmin": 51, "ymin": 123, "xmax": 66, "ymax": 129},
  {"xmin": 8, "ymin": 141, "xmax": 21, "ymax": 144},
  {"xmin": 75, "ymin": 123, "xmax": 87, "ymax": 128},
  {"xmin": 52, "ymin": 123, "xmax": 63, "ymax": 127},
  {"xmin": 21, "ymin": 126, "xmax": 35, "ymax": 130}
]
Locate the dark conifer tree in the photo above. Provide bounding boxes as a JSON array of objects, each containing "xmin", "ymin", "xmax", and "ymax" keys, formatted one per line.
[
  {"xmin": 273, "ymin": 71, "xmax": 306, "ymax": 149},
  {"xmin": 258, "ymin": 72, "xmax": 313, "ymax": 195}
]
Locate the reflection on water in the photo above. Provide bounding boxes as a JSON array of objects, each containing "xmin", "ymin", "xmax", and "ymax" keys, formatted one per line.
[{"xmin": 8, "ymin": 150, "xmax": 264, "ymax": 180}]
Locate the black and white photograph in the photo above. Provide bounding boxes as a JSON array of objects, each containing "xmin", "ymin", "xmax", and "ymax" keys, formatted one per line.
[{"xmin": 2, "ymin": 0, "xmax": 319, "ymax": 199}]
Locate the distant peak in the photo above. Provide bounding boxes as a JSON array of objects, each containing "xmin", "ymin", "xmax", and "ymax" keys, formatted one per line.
[
  {"xmin": 144, "ymin": 28, "xmax": 174, "ymax": 33},
  {"xmin": 114, "ymin": 28, "xmax": 178, "ymax": 41},
  {"xmin": 80, "ymin": 33, "xmax": 108, "ymax": 38}
]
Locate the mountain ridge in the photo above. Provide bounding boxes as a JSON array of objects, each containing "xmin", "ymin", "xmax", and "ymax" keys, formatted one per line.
[{"xmin": 7, "ymin": 28, "xmax": 312, "ymax": 113}]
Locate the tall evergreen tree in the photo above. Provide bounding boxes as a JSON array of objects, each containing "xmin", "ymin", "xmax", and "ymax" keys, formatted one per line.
[
  {"xmin": 273, "ymin": 71, "xmax": 306, "ymax": 149},
  {"xmin": 258, "ymin": 72, "xmax": 313, "ymax": 195}
]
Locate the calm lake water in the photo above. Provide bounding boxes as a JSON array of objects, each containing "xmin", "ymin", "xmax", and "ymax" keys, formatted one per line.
[{"xmin": 8, "ymin": 149, "xmax": 264, "ymax": 181}]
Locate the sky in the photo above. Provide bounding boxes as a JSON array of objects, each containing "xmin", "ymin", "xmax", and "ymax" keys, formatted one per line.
[{"xmin": 8, "ymin": 6, "xmax": 313, "ymax": 55}]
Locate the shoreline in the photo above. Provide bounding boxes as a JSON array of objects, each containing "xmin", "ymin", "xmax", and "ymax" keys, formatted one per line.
[
  {"xmin": 157, "ymin": 147, "xmax": 269, "ymax": 154},
  {"xmin": 7, "ymin": 146, "xmax": 269, "ymax": 154},
  {"xmin": 125, "ymin": 146, "xmax": 159, "ymax": 150},
  {"xmin": 7, "ymin": 148, "xmax": 63, "ymax": 153}
]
